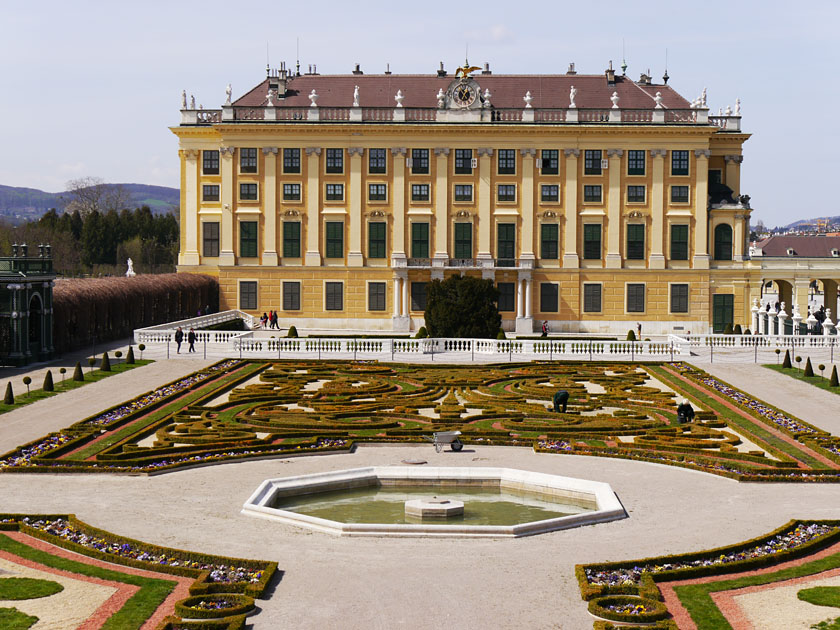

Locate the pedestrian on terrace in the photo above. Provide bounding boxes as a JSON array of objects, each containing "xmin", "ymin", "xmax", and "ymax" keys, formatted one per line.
[{"xmin": 187, "ymin": 328, "xmax": 196, "ymax": 353}]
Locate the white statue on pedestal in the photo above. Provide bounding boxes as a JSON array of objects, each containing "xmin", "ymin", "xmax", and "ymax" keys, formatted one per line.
[
  {"xmin": 483, "ymin": 88, "xmax": 491, "ymax": 107},
  {"xmin": 569, "ymin": 85, "xmax": 577, "ymax": 108},
  {"xmin": 395, "ymin": 90, "xmax": 404, "ymax": 107},
  {"xmin": 436, "ymin": 88, "xmax": 445, "ymax": 108},
  {"xmin": 610, "ymin": 91, "xmax": 620, "ymax": 108},
  {"xmin": 735, "ymin": 98, "xmax": 741, "ymax": 115},
  {"xmin": 189, "ymin": 94, "xmax": 196, "ymax": 109},
  {"xmin": 654, "ymin": 91, "xmax": 663, "ymax": 109},
  {"xmin": 225, "ymin": 83, "xmax": 232, "ymax": 106},
  {"xmin": 266, "ymin": 90, "xmax": 275, "ymax": 106},
  {"xmin": 701, "ymin": 87, "xmax": 707, "ymax": 107},
  {"xmin": 523, "ymin": 91, "xmax": 533, "ymax": 108},
  {"xmin": 181, "ymin": 90, "xmax": 187, "ymax": 109},
  {"xmin": 353, "ymin": 85, "xmax": 360, "ymax": 107},
  {"xmin": 309, "ymin": 89, "xmax": 319, "ymax": 107},
  {"xmin": 125, "ymin": 258, "xmax": 136, "ymax": 278}
]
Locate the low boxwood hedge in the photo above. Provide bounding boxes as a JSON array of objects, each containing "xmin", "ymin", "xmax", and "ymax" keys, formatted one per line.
[
  {"xmin": 588, "ymin": 595, "xmax": 669, "ymax": 623},
  {"xmin": 174, "ymin": 593, "xmax": 255, "ymax": 619}
]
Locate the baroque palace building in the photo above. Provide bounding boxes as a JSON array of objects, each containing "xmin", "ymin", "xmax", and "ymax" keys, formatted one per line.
[{"xmin": 174, "ymin": 60, "xmax": 758, "ymax": 334}]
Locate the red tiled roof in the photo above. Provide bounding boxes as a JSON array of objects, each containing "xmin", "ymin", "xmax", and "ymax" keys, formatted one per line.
[
  {"xmin": 756, "ymin": 236, "xmax": 840, "ymax": 257},
  {"xmin": 234, "ymin": 73, "xmax": 691, "ymax": 110}
]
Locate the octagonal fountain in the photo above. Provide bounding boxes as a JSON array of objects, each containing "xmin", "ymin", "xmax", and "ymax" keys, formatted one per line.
[{"xmin": 241, "ymin": 467, "xmax": 625, "ymax": 537}]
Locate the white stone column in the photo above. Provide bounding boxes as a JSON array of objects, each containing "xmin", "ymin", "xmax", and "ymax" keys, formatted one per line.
[
  {"xmin": 393, "ymin": 277, "xmax": 402, "ymax": 316},
  {"xmin": 391, "ymin": 148, "xmax": 407, "ymax": 264},
  {"xmin": 768, "ymin": 309, "xmax": 778, "ymax": 336},
  {"xmin": 824, "ymin": 310, "xmax": 835, "ymax": 336},
  {"xmin": 605, "ymin": 149, "xmax": 623, "ymax": 269},
  {"xmin": 778, "ymin": 302, "xmax": 789, "ymax": 335},
  {"xmin": 179, "ymin": 149, "xmax": 200, "ymax": 265},
  {"xmin": 693, "ymin": 150, "xmax": 711, "ymax": 269},
  {"xmin": 516, "ymin": 279, "xmax": 524, "ymax": 318},
  {"xmin": 304, "ymin": 147, "xmax": 322, "ymax": 266},
  {"xmin": 348, "ymin": 147, "xmax": 365, "ymax": 266},
  {"xmin": 792, "ymin": 304, "xmax": 803, "ymax": 335},
  {"xmin": 563, "ymin": 149, "xmax": 580, "ymax": 268},
  {"xmin": 433, "ymin": 148, "xmax": 450, "ymax": 264},
  {"xmin": 219, "ymin": 146, "xmax": 236, "ymax": 266},
  {"xmin": 751, "ymin": 297, "xmax": 760, "ymax": 334},
  {"xmin": 402, "ymin": 276, "xmax": 409, "ymax": 317},
  {"xmin": 520, "ymin": 148, "xmax": 536, "ymax": 263},
  {"xmin": 525, "ymin": 278, "xmax": 533, "ymax": 318},
  {"xmin": 649, "ymin": 149, "xmax": 666, "ymax": 268},
  {"xmin": 477, "ymin": 148, "xmax": 493, "ymax": 266},
  {"xmin": 261, "ymin": 147, "xmax": 279, "ymax": 266}
]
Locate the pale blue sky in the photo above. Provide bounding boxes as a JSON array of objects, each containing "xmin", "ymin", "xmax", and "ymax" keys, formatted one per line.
[{"xmin": 1, "ymin": 0, "xmax": 837, "ymax": 226}]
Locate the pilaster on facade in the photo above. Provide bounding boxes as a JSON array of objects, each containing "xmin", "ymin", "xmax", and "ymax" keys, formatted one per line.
[
  {"xmin": 563, "ymin": 149, "xmax": 580, "ymax": 268},
  {"xmin": 724, "ymin": 154, "xmax": 743, "ymax": 197},
  {"xmin": 433, "ymin": 148, "xmax": 450, "ymax": 263},
  {"xmin": 520, "ymin": 148, "xmax": 536, "ymax": 261},
  {"xmin": 348, "ymin": 147, "xmax": 365, "ymax": 267},
  {"xmin": 304, "ymin": 147, "xmax": 322, "ymax": 266},
  {"xmin": 649, "ymin": 149, "xmax": 666, "ymax": 269},
  {"xmin": 605, "ymin": 149, "xmax": 623, "ymax": 269},
  {"xmin": 218, "ymin": 147, "xmax": 236, "ymax": 266},
  {"xmin": 261, "ymin": 147, "xmax": 279, "ymax": 266},
  {"xmin": 693, "ymin": 150, "xmax": 711, "ymax": 269},
  {"xmin": 391, "ymin": 147, "xmax": 407, "ymax": 262},
  {"xmin": 477, "ymin": 148, "xmax": 493, "ymax": 263},
  {"xmin": 180, "ymin": 149, "xmax": 201, "ymax": 266}
]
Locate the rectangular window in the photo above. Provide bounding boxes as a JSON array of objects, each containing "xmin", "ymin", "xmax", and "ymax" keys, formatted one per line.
[
  {"xmin": 541, "ymin": 149, "xmax": 559, "ymax": 175},
  {"xmin": 368, "ymin": 222, "xmax": 386, "ymax": 258},
  {"xmin": 497, "ymin": 185, "xmax": 516, "ymax": 202},
  {"xmin": 454, "ymin": 149, "xmax": 473, "ymax": 174},
  {"xmin": 240, "ymin": 148, "xmax": 257, "ymax": 173},
  {"xmin": 410, "ymin": 282, "xmax": 427, "ymax": 311},
  {"xmin": 583, "ymin": 224, "xmax": 602, "ymax": 260},
  {"xmin": 498, "ymin": 282, "xmax": 515, "ymax": 312},
  {"xmin": 283, "ymin": 148, "xmax": 300, "ymax": 173},
  {"xmin": 540, "ymin": 283, "xmax": 558, "ymax": 312},
  {"xmin": 670, "ymin": 224, "xmax": 689, "ymax": 260},
  {"xmin": 411, "ymin": 222, "xmax": 429, "ymax": 259},
  {"xmin": 325, "ymin": 282, "xmax": 343, "ymax": 310},
  {"xmin": 411, "ymin": 184, "xmax": 430, "ymax": 202},
  {"xmin": 326, "ymin": 183, "xmax": 344, "ymax": 201},
  {"xmin": 540, "ymin": 224, "xmax": 558, "ymax": 259},
  {"xmin": 326, "ymin": 148, "xmax": 343, "ymax": 173},
  {"xmin": 411, "ymin": 149, "xmax": 429, "ymax": 174},
  {"xmin": 541, "ymin": 185, "xmax": 559, "ymax": 202},
  {"xmin": 239, "ymin": 183, "xmax": 258, "ymax": 201},
  {"xmin": 671, "ymin": 186, "xmax": 689, "ymax": 203},
  {"xmin": 671, "ymin": 284, "xmax": 689, "ymax": 313},
  {"xmin": 454, "ymin": 223, "xmax": 472, "ymax": 259},
  {"xmin": 454, "ymin": 184, "xmax": 473, "ymax": 202},
  {"xmin": 584, "ymin": 149, "xmax": 602, "ymax": 175},
  {"xmin": 584, "ymin": 185, "xmax": 602, "ymax": 203},
  {"xmin": 368, "ymin": 282, "xmax": 386, "ymax": 311},
  {"xmin": 239, "ymin": 281, "xmax": 257, "ymax": 310},
  {"xmin": 202, "ymin": 150, "xmax": 219, "ymax": 175},
  {"xmin": 627, "ymin": 224, "xmax": 645, "ymax": 260},
  {"xmin": 627, "ymin": 150, "xmax": 646, "ymax": 176},
  {"xmin": 283, "ymin": 221, "xmax": 300, "ymax": 258},
  {"xmin": 368, "ymin": 183, "xmax": 387, "ymax": 201},
  {"xmin": 325, "ymin": 221, "xmax": 344, "ymax": 258},
  {"xmin": 239, "ymin": 221, "xmax": 258, "ymax": 258},
  {"xmin": 583, "ymin": 284, "xmax": 602, "ymax": 313},
  {"xmin": 283, "ymin": 183, "xmax": 301, "ymax": 201},
  {"xmin": 498, "ymin": 149, "xmax": 516, "ymax": 175},
  {"xmin": 202, "ymin": 184, "xmax": 219, "ymax": 202},
  {"xmin": 202, "ymin": 222, "xmax": 219, "ymax": 257},
  {"xmin": 627, "ymin": 284, "xmax": 645, "ymax": 313},
  {"xmin": 282, "ymin": 282, "xmax": 300, "ymax": 311},
  {"xmin": 368, "ymin": 148, "xmax": 386, "ymax": 174},
  {"xmin": 497, "ymin": 223, "xmax": 516, "ymax": 264},
  {"xmin": 627, "ymin": 185, "xmax": 646, "ymax": 203},
  {"xmin": 671, "ymin": 150, "xmax": 689, "ymax": 175}
]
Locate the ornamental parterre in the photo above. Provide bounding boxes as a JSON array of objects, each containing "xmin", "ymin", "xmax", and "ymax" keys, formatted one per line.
[
  {"xmin": 584, "ymin": 523, "xmax": 837, "ymax": 586},
  {"xmin": 23, "ymin": 518, "xmax": 264, "ymax": 584}
]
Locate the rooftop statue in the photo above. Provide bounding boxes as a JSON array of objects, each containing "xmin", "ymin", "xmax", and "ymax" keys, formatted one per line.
[{"xmin": 569, "ymin": 85, "xmax": 577, "ymax": 108}]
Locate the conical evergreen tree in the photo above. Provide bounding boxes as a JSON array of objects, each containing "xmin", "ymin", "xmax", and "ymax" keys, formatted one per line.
[
  {"xmin": 126, "ymin": 346, "xmax": 135, "ymax": 364},
  {"xmin": 100, "ymin": 352, "xmax": 111, "ymax": 372},
  {"xmin": 804, "ymin": 357, "xmax": 814, "ymax": 377},
  {"xmin": 73, "ymin": 362, "xmax": 84, "ymax": 382},
  {"xmin": 4, "ymin": 382, "xmax": 13, "ymax": 405},
  {"xmin": 831, "ymin": 365, "xmax": 839, "ymax": 388},
  {"xmin": 782, "ymin": 349, "xmax": 792, "ymax": 369},
  {"xmin": 43, "ymin": 370, "xmax": 54, "ymax": 392}
]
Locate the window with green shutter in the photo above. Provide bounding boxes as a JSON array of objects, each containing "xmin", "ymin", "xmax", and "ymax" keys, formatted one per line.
[
  {"xmin": 627, "ymin": 224, "xmax": 645, "ymax": 260},
  {"xmin": 540, "ymin": 224, "xmax": 558, "ymax": 259},
  {"xmin": 239, "ymin": 221, "xmax": 258, "ymax": 258},
  {"xmin": 411, "ymin": 222, "xmax": 429, "ymax": 259},
  {"xmin": 368, "ymin": 222, "xmax": 386, "ymax": 258},
  {"xmin": 326, "ymin": 221, "xmax": 344, "ymax": 258},
  {"xmin": 583, "ymin": 224, "xmax": 601, "ymax": 259},
  {"xmin": 283, "ymin": 221, "xmax": 300, "ymax": 258},
  {"xmin": 670, "ymin": 225, "xmax": 689, "ymax": 260},
  {"xmin": 454, "ymin": 223, "xmax": 472, "ymax": 259}
]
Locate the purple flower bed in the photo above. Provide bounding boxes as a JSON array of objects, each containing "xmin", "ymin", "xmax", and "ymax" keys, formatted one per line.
[
  {"xmin": 584, "ymin": 522, "xmax": 837, "ymax": 586},
  {"xmin": 0, "ymin": 434, "xmax": 74, "ymax": 469}
]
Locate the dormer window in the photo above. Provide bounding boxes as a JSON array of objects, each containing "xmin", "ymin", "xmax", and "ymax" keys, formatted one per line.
[
  {"xmin": 786, "ymin": 248, "xmax": 796, "ymax": 256},
  {"xmin": 832, "ymin": 249, "xmax": 839, "ymax": 257}
]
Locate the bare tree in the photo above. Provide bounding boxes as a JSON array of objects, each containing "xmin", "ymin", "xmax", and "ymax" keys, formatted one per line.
[{"xmin": 63, "ymin": 177, "xmax": 129, "ymax": 216}]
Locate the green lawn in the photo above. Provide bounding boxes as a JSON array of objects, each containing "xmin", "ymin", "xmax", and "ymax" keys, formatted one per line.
[{"xmin": 765, "ymin": 364, "xmax": 840, "ymax": 396}]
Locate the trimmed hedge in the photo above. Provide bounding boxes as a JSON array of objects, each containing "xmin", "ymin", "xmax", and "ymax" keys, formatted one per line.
[
  {"xmin": 588, "ymin": 595, "xmax": 669, "ymax": 623},
  {"xmin": 174, "ymin": 594, "xmax": 255, "ymax": 619}
]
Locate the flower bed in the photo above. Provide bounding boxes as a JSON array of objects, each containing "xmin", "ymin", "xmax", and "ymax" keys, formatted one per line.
[
  {"xmin": 587, "ymin": 595, "xmax": 669, "ymax": 623},
  {"xmin": 174, "ymin": 594, "xmax": 255, "ymax": 619}
]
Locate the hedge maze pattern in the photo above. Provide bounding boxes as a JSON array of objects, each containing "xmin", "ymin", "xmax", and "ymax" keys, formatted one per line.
[{"xmin": 2, "ymin": 359, "xmax": 840, "ymax": 480}]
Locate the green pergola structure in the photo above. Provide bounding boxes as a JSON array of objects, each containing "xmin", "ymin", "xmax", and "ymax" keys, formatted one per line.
[{"xmin": 0, "ymin": 244, "xmax": 56, "ymax": 366}]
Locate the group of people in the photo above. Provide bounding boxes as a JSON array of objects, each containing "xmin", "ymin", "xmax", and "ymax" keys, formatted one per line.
[
  {"xmin": 549, "ymin": 389, "xmax": 696, "ymax": 425},
  {"xmin": 260, "ymin": 311, "xmax": 279, "ymax": 329},
  {"xmin": 174, "ymin": 327, "xmax": 197, "ymax": 353}
]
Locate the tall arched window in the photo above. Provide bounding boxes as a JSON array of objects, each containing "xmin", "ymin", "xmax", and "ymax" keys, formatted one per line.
[{"xmin": 714, "ymin": 224, "xmax": 733, "ymax": 261}]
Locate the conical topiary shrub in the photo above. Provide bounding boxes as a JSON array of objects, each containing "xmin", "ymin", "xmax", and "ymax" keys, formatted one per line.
[
  {"xmin": 43, "ymin": 370, "xmax": 54, "ymax": 392},
  {"xmin": 723, "ymin": 323, "xmax": 733, "ymax": 335},
  {"xmin": 496, "ymin": 329, "xmax": 506, "ymax": 340},
  {"xmin": 782, "ymin": 349, "xmax": 792, "ymax": 369},
  {"xmin": 4, "ymin": 382, "xmax": 13, "ymax": 405},
  {"xmin": 287, "ymin": 325, "xmax": 298, "ymax": 338},
  {"xmin": 626, "ymin": 329, "xmax": 636, "ymax": 341},
  {"xmin": 831, "ymin": 365, "xmax": 839, "ymax": 388},
  {"xmin": 415, "ymin": 326, "xmax": 428, "ymax": 339},
  {"xmin": 100, "ymin": 352, "xmax": 111, "ymax": 372},
  {"xmin": 804, "ymin": 357, "xmax": 814, "ymax": 377},
  {"xmin": 734, "ymin": 324, "xmax": 742, "ymax": 335},
  {"xmin": 73, "ymin": 362, "xmax": 84, "ymax": 382},
  {"xmin": 126, "ymin": 345, "xmax": 135, "ymax": 364}
]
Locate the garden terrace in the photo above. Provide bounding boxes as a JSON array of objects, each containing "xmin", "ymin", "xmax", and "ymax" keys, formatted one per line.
[{"xmin": 2, "ymin": 359, "xmax": 840, "ymax": 481}]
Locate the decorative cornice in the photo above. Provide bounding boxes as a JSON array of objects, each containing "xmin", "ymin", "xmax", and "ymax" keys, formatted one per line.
[
  {"xmin": 564, "ymin": 148, "xmax": 580, "ymax": 157},
  {"xmin": 541, "ymin": 210, "xmax": 557, "ymax": 218},
  {"xmin": 347, "ymin": 147, "xmax": 365, "ymax": 157},
  {"xmin": 627, "ymin": 210, "xmax": 646, "ymax": 218},
  {"xmin": 368, "ymin": 210, "xmax": 387, "ymax": 217},
  {"xmin": 694, "ymin": 149, "xmax": 712, "ymax": 158},
  {"xmin": 219, "ymin": 146, "xmax": 235, "ymax": 157},
  {"xmin": 724, "ymin": 154, "xmax": 744, "ymax": 164},
  {"xmin": 607, "ymin": 148, "xmax": 624, "ymax": 158},
  {"xmin": 455, "ymin": 210, "xmax": 472, "ymax": 218},
  {"xmin": 477, "ymin": 147, "xmax": 494, "ymax": 157},
  {"xmin": 390, "ymin": 147, "xmax": 407, "ymax": 156},
  {"xmin": 180, "ymin": 149, "xmax": 199, "ymax": 159},
  {"xmin": 434, "ymin": 147, "xmax": 450, "ymax": 156},
  {"xmin": 650, "ymin": 149, "xmax": 667, "ymax": 157},
  {"xmin": 261, "ymin": 147, "xmax": 278, "ymax": 155},
  {"xmin": 519, "ymin": 148, "xmax": 536, "ymax": 157},
  {"xmin": 304, "ymin": 147, "xmax": 321, "ymax": 156},
  {"xmin": 283, "ymin": 209, "xmax": 300, "ymax": 216}
]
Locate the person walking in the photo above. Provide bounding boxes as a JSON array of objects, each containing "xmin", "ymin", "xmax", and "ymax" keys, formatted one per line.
[
  {"xmin": 174, "ymin": 327, "xmax": 184, "ymax": 354},
  {"xmin": 187, "ymin": 328, "xmax": 196, "ymax": 353},
  {"xmin": 541, "ymin": 320, "xmax": 548, "ymax": 337},
  {"xmin": 637, "ymin": 322, "xmax": 642, "ymax": 338}
]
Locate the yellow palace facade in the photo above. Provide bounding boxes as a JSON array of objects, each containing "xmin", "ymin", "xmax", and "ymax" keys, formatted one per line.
[{"xmin": 174, "ymin": 61, "xmax": 754, "ymax": 334}]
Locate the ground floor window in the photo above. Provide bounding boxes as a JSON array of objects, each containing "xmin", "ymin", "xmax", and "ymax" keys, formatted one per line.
[
  {"xmin": 583, "ymin": 284, "xmax": 602, "ymax": 313},
  {"xmin": 540, "ymin": 283, "xmax": 558, "ymax": 312},
  {"xmin": 368, "ymin": 282, "xmax": 386, "ymax": 311},
  {"xmin": 497, "ymin": 282, "xmax": 515, "ymax": 312},
  {"xmin": 670, "ymin": 284, "xmax": 689, "ymax": 313},
  {"xmin": 410, "ymin": 282, "xmax": 427, "ymax": 311},
  {"xmin": 239, "ymin": 281, "xmax": 257, "ymax": 310},
  {"xmin": 283, "ymin": 282, "xmax": 300, "ymax": 311},
  {"xmin": 325, "ymin": 282, "xmax": 343, "ymax": 310},
  {"xmin": 626, "ymin": 284, "xmax": 645, "ymax": 313}
]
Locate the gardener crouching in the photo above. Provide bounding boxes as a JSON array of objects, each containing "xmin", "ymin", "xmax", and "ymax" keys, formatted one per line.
[
  {"xmin": 676, "ymin": 399, "xmax": 695, "ymax": 424},
  {"xmin": 552, "ymin": 390, "xmax": 570, "ymax": 413}
]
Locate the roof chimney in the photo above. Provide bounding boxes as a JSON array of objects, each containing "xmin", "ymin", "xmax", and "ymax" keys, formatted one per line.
[
  {"xmin": 566, "ymin": 62, "xmax": 576, "ymax": 75},
  {"xmin": 638, "ymin": 72, "xmax": 651, "ymax": 86},
  {"xmin": 481, "ymin": 62, "xmax": 491, "ymax": 75},
  {"xmin": 437, "ymin": 61, "xmax": 447, "ymax": 77},
  {"xmin": 352, "ymin": 63, "xmax": 363, "ymax": 75},
  {"xmin": 605, "ymin": 60, "xmax": 616, "ymax": 85},
  {"xmin": 385, "ymin": 63, "xmax": 391, "ymax": 75}
]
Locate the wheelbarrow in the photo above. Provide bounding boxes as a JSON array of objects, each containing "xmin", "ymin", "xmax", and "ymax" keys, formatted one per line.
[{"xmin": 425, "ymin": 430, "xmax": 464, "ymax": 453}]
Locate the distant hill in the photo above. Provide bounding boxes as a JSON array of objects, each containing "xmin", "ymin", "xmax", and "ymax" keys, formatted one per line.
[
  {"xmin": 0, "ymin": 183, "xmax": 179, "ymax": 223},
  {"xmin": 783, "ymin": 215, "xmax": 840, "ymax": 230}
]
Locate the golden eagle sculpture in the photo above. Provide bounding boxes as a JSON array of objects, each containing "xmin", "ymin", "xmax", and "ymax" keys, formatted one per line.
[{"xmin": 455, "ymin": 64, "xmax": 481, "ymax": 79}]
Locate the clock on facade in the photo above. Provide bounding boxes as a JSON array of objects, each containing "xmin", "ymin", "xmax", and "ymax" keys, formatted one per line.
[{"xmin": 453, "ymin": 82, "xmax": 477, "ymax": 107}]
